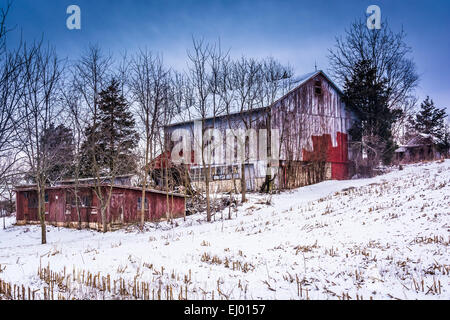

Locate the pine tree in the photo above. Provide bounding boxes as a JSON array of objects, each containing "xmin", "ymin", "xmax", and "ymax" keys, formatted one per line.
[
  {"xmin": 39, "ymin": 123, "xmax": 75, "ymax": 182},
  {"xmin": 411, "ymin": 97, "xmax": 447, "ymax": 139},
  {"xmin": 343, "ymin": 59, "xmax": 402, "ymax": 165},
  {"xmin": 80, "ymin": 79, "xmax": 139, "ymax": 177},
  {"xmin": 410, "ymin": 97, "xmax": 448, "ymax": 154},
  {"xmin": 98, "ymin": 79, "xmax": 139, "ymax": 174}
]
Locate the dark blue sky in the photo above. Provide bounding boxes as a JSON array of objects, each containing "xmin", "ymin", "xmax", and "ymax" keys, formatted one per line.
[{"xmin": 5, "ymin": 0, "xmax": 450, "ymax": 112}]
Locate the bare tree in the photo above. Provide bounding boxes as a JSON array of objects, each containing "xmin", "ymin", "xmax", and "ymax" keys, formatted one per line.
[
  {"xmin": 115, "ymin": 51, "xmax": 131, "ymax": 97},
  {"xmin": 0, "ymin": 1, "xmax": 23, "ymax": 193},
  {"xmin": 17, "ymin": 42, "xmax": 64, "ymax": 244},
  {"xmin": 218, "ymin": 56, "xmax": 239, "ymax": 199},
  {"xmin": 1, "ymin": 166, "xmax": 19, "ymax": 229},
  {"xmin": 206, "ymin": 41, "xmax": 227, "ymax": 220},
  {"xmin": 185, "ymin": 38, "xmax": 230, "ymax": 222},
  {"xmin": 73, "ymin": 44, "xmax": 112, "ymax": 133},
  {"xmin": 328, "ymin": 18, "xmax": 419, "ymax": 138},
  {"xmin": 73, "ymin": 45, "xmax": 114, "ymax": 232},
  {"xmin": 130, "ymin": 49, "xmax": 171, "ymax": 229},
  {"xmin": 229, "ymin": 57, "xmax": 262, "ymax": 201},
  {"xmin": 186, "ymin": 38, "xmax": 214, "ymax": 222},
  {"xmin": 258, "ymin": 58, "xmax": 294, "ymax": 193},
  {"xmin": 61, "ymin": 79, "xmax": 85, "ymax": 229},
  {"xmin": 0, "ymin": 49, "xmax": 23, "ymax": 185},
  {"xmin": 170, "ymin": 71, "xmax": 196, "ymax": 218},
  {"xmin": 275, "ymin": 77, "xmax": 311, "ymax": 189},
  {"xmin": 0, "ymin": 1, "xmax": 12, "ymax": 55}
]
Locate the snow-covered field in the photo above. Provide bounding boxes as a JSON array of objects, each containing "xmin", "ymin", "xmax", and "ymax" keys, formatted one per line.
[{"xmin": 0, "ymin": 160, "xmax": 449, "ymax": 300}]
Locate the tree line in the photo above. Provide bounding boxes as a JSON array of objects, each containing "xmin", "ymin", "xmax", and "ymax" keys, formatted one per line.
[
  {"xmin": 329, "ymin": 18, "xmax": 449, "ymax": 172},
  {"xmin": 0, "ymin": 3, "xmax": 297, "ymax": 240}
]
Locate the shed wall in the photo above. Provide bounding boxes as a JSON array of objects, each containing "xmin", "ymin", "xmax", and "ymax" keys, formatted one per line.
[{"xmin": 15, "ymin": 186, "xmax": 185, "ymax": 231}]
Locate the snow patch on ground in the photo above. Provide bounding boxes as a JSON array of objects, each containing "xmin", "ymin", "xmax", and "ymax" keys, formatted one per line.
[{"xmin": 0, "ymin": 160, "xmax": 449, "ymax": 300}]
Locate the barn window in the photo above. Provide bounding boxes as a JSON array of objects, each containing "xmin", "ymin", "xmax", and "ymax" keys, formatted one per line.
[
  {"xmin": 190, "ymin": 167, "xmax": 208, "ymax": 182},
  {"xmin": 137, "ymin": 197, "xmax": 149, "ymax": 210},
  {"xmin": 66, "ymin": 193, "xmax": 76, "ymax": 206},
  {"xmin": 45, "ymin": 192, "xmax": 49, "ymax": 203},
  {"xmin": 66, "ymin": 192, "xmax": 72, "ymax": 205},
  {"xmin": 28, "ymin": 194, "xmax": 38, "ymax": 209},
  {"xmin": 210, "ymin": 165, "xmax": 241, "ymax": 181},
  {"xmin": 314, "ymin": 80, "xmax": 322, "ymax": 95},
  {"xmin": 81, "ymin": 195, "xmax": 92, "ymax": 207}
]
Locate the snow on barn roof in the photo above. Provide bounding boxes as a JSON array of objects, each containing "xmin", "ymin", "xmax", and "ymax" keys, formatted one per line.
[{"xmin": 167, "ymin": 70, "xmax": 342, "ymax": 127}]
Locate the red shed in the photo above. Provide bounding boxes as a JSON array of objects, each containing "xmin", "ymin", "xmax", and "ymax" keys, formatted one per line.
[{"xmin": 15, "ymin": 184, "xmax": 186, "ymax": 231}]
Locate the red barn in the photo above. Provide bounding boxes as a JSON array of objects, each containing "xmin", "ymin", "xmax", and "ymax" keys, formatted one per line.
[{"xmin": 15, "ymin": 184, "xmax": 186, "ymax": 231}]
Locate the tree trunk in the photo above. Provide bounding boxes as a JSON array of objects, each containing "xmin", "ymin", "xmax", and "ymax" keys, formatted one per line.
[
  {"xmin": 228, "ymin": 193, "xmax": 232, "ymax": 220},
  {"xmin": 75, "ymin": 189, "xmax": 82, "ymax": 230},
  {"xmin": 202, "ymin": 122, "xmax": 211, "ymax": 222},
  {"xmin": 263, "ymin": 109, "xmax": 273, "ymax": 193},
  {"xmin": 240, "ymin": 163, "xmax": 246, "ymax": 203},
  {"xmin": 165, "ymin": 164, "xmax": 170, "ymax": 223},
  {"xmin": 184, "ymin": 165, "xmax": 189, "ymax": 221},
  {"xmin": 39, "ymin": 186, "xmax": 46, "ymax": 244},
  {"xmin": 205, "ymin": 165, "xmax": 211, "ymax": 222},
  {"xmin": 141, "ymin": 137, "xmax": 150, "ymax": 229},
  {"xmin": 140, "ymin": 184, "xmax": 146, "ymax": 229},
  {"xmin": 101, "ymin": 205, "xmax": 108, "ymax": 233},
  {"xmin": 76, "ymin": 202, "xmax": 81, "ymax": 230}
]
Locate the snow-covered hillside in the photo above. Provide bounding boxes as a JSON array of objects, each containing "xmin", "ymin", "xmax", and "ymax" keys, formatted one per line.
[{"xmin": 0, "ymin": 160, "xmax": 449, "ymax": 300}]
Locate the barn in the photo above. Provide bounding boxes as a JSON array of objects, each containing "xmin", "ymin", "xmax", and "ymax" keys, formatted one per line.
[
  {"xmin": 15, "ymin": 182, "xmax": 186, "ymax": 231},
  {"xmin": 162, "ymin": 70, "xmax": 355, "ymax": 192},
  {"xmin": 395, "ymin": 133, "xmax": 442, "ymax": 164}
]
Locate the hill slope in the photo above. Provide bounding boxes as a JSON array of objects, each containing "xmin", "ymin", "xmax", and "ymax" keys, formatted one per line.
[{"xmin": 0, "ymin": 160, "xmax": 449, "ymax": 300}]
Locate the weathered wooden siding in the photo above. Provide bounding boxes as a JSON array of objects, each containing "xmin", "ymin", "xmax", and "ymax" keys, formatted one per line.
[
  {"xmin": 162, "ymin": 71, "xmax": 354, "ymax": 190},
  {"xmin": 273, "ymin": 73, "xmax": 352, "ymax": 181},
  {"xmin": 15, "ymin": 186, "xmax": 186, "ymax": 231}
]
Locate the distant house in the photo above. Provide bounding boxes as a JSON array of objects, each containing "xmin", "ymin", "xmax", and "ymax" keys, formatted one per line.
[
  {"xmin": 395, "ymin": 133, "xmax": 442, "ymax": 164},
  {"xmin": 15, "ymin": 176, "xmax": 186, "ymax": 231},
  {"xmin": 161, "ymin": 70, "xmax": 356, "ymax": 192}
]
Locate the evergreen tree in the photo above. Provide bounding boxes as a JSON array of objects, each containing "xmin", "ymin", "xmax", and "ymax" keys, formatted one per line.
[
  {"xmin": 411, "ymin": 97, "xmax": 447, "ymax": 140},
  {"xmin": 80, "ymin": 79, "xmax": 139, "ymax": 177},
  {"xmin": 40, "ymin": 123, "xmax": 75, "ymax": 182},
  {"xmin": 343, "ymin": 59, "xmax": 402, "ymax": 165}
]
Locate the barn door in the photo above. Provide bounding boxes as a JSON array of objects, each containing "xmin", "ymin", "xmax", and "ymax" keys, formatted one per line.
[{"xmin": 110, "ymin": 193, "xmax": 124, "ymax": 225}]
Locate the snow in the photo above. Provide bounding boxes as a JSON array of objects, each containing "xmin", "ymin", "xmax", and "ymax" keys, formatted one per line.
[
  {"xmin": 1, "ymin": 215, "xmax": 15, "ymax": 229},
  {"xmin": 0, "ymin": 160, "xmax": 449, "ymax": 300}
]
